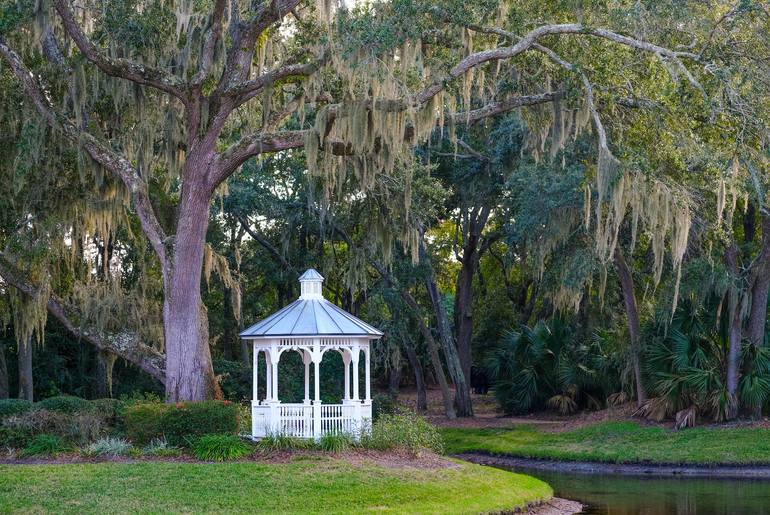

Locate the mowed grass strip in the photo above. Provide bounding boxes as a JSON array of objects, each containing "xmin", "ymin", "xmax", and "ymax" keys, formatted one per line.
[
  {"xmin": 0, "ymin": 458, "xmax": 551, "ymax": 514},
  {"xmin": 442, "ymin": 421, "xmax": 770, "ymax": 465}
]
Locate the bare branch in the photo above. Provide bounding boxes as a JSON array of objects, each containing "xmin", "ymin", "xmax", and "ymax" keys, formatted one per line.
[
  {"xmin": 54, "ymin": 0, "xmax": 186, "ymax": 100},
  {"xmin": 0, "ymin": 39, "xmax": 170, "ymax": 271}
]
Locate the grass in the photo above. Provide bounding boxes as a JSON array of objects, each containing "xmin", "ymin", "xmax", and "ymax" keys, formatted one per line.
[
  {"xmin": 441, "ymin": 420, "xmax": 770, "ymax": 465},
  {"xmin": 0, "ymin": 459, "xmax": 551, "ymax": 514}
]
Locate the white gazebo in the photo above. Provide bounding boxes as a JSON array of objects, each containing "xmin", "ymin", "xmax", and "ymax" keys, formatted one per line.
[{"xmin": 240, "ymin": 269, "xmax": 383, "ymax": 439}]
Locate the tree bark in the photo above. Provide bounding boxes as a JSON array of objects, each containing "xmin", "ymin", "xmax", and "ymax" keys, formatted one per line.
[
  {"xmin": 17, "ymin": 336, "xmax": 33, "ymax": 402},
  {"xmin": 425, "ymin": 266, "xmax": 474, "ymax": 417},
  {"xmin": 403, "ymin": 340, "xmax": 428, "ymax": 412},
  {"xmin": 162, "ymin": 179, "xmax": 219, "ymax": 402},
  {"xmin": 0, "ymin": 344, "xmax": 9, "ymax": 399},
  {"xmin": 746, "ymin": 212, "xmax": 770, "ymax": 348},
  {"xmin": 454, "ymin": 206, "xmax": 491, "ymax": 389},
  {"xmin": 725, "ymin": 243, "xmax": 741, "ymax": 418},
  {"xmin": 613, "ymin": 247, "xmax": 648, "ymax": 406},
  {"xmin": 95, "ymin": 350, "xmax": 118, "ymax": 398}
]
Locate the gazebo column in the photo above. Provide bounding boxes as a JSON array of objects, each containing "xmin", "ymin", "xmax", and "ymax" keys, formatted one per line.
[
  {"xmin": 253, "ymin": 345, "xmax": 259, "ymax": 401},
  {"xmin": 303, "ymin": 350, "xmax": 311, "ymax": 404},
  {"xmin": 264, "ymin": 349, "xmax": 272, "ymax": 401},
  {"xmin": 268, "ymin": 343, "xmax": 280, "ymax": 435},
  {"xmin": 364, "ymin": 345, "xmax": 371, "ymax": 403},
  {"xmin": 342, "ymin": 352, "xmax": 351, "ymax": 403},
  {"xmin": 351, "ymin": 343, "xmax": 361, "ymax": 434},
  {"xmin": 312, "ymin": 338, "xmax": 322, "ymax": 439}
]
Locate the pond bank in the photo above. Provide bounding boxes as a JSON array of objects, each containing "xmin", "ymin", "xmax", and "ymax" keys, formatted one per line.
[{"xmin": 457, "ymin": 452, "xmax": 770, "ymax": 479}]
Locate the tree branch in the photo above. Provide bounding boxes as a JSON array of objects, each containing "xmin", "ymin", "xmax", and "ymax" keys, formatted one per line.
[
  {"xmin": 0, "ymin": 39, "xmax": 170, "ymax": 272},
  {"xmin": 190, "ymin": 0, "xmax": 228, "ymax": 87},
  {"xmin": 0, "ymin": 256, "xmax": 165, "ymax": 383},
  {"xmin": 53, "ymin": 0, "xmax": 186, "ymax": 101}
]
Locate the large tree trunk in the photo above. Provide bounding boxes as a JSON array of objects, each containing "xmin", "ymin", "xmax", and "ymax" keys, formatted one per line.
[
  {"xmin": 403, "ymin": 340, "xmax": 428, "ymax": 412},
  {"xmin": 613, "ymin": 247, "xmax": 647, "ymax": 406},
  {"xmin": 0, "ymin": 344, "xmax": 9, "ymax": 399},
  {"xmin": 455, "ymin": 256, "xmax": 476, "ymax": 385},
  {"xmin": 725, "ymin": 243, "xmax": 741, "ymax": 418},
  {"xmin": 747, "ymin": 213, "xmax": 770, "ymax": 348},
  {"xmin": 425, "ymin": 268, "xmax": 474, "ymax": 417},
  {"xmin": 95, "ymin": 350, "xmax": 118, "ymax": 398},
  {"xmin": 163, "ymin": 180, "xmax": 219, "ymax": 402},
  {"xmin": 17, "ymin": 337, "xmax": 33, "ymax": 402}
]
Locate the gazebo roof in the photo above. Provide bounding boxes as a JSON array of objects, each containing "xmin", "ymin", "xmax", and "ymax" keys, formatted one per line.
[{"xmin": 240, "ymin": 269, "xmax": 383, "ymax": 339}]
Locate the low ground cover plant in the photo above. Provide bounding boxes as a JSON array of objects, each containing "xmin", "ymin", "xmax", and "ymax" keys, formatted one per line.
[
  {"xmin": 84, "ymin": 437, "xmax": 134, "ymax": 457},
  {"xmin": 143, "ymin": 437, "xmax": 183, "ymax": 457},
  {"xmin": 192, "ymin": 434, "xmax": 252, "ymax": 461},
  {"xmin": 20, "ymin": 434, "xmax": 67, "ymax": 457},
  {"xmin": 362, "ymin": 412, "xmax": 444, "ymax": 454}
]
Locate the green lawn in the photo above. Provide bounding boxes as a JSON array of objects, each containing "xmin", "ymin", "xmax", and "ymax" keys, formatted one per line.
[
  {"xmin": 442, "ymin": 421, "xmax": 770, "ymax": 465},
  {"xmin": 0, "ymin": 458, "xmax": 551, "ymax": 514}
]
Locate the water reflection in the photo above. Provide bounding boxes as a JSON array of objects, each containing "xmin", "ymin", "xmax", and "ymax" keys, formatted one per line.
[{"xmin": 499, "ymin": 466, "xmax": 770, "ymax": 514}]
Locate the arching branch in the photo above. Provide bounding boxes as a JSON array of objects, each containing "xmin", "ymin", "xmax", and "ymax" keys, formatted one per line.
[
  {"xmin": 190, "ymin": 0, "xmax": 228, "ymax": 87},
  {"xmin": 0, "ymin": 257, "xmax": 166, "ymax": 384},
  {"xmin": 53, "ymin": 0, "xmax": 186, "ymax": 101},
  {"xmin": 0, "ymin": 40, "xmax": 170, "ymax": 272}
]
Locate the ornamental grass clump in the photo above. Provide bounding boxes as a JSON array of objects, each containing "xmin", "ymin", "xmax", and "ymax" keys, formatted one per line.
[
  {"xmin": 192, "ymin": 434, "xmax": 252, "ymax": 461},
  {"xmin": 318, "ymin": 431, "xmax": 354, "ymax": 453},
  {"xmin": 257, "ymin": 433, "xmax": 315, "ymax": 451},
  {"xmin": 84, "ymin": 437, "xmax": 133, "ymax": 457},
  {"xmin": 20, "ymin": 434, "xmax": 67, "ymax": 457},
  {"xmin": 361, "ymin": 412, "xmax": 444, "ymax": 454}
]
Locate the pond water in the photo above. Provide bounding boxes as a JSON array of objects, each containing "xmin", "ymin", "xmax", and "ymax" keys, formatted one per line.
[{"xmin": 499, "ymin": 466, "xmax": 770, "ymax": 514}]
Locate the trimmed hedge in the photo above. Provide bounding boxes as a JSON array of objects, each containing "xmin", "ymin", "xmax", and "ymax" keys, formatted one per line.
[
  {"xmin": 0, "ymin": 399, "xmax": 33, "ymax": 419},
  {"xmin": 123, "ymin": 401, "xmax": 240, "ymax": 446},
  {"xmin": 35, "ymin": 396, "xmax": 93, "ymax": 414}
]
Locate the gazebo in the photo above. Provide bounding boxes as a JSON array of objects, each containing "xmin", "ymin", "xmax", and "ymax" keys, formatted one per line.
[{"xmin": 240, "ymin": 269, "xmax": 383, "ymax": 439}]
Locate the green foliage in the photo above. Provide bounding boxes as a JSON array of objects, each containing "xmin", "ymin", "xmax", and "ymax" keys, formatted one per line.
[
  {"xmin": 362, "ymin": 412, "xmax": 443, "ymax": 454},
  {"xmin": 142, "ymin": 437, "xmax": 182, "ymax": 457},
  {"xmin": 0, "ymin": 426, "xmax": 33, "ymax": 448},
  {"xmin": 20, "ymin": 434, "xmax": 66, "ymax": 457},
  {"xmin": 256, "ymin": 433, "xmax": 315, "ymax": 452},
  {"xmin": 122, "ymin": 401, "xmax": 239, "ymax": 446},
  {"xmin": 318, "ymin": 431, "xmax": 354, "ymax": 453},
  {"xmin": 84, "ymin": 437, "xmax": 133, "ymax": 457},
  {"xmin": 371, "ymin": 392, "xmax": 398, "ymax": 421},
  {"xmin": 485, "ymin": 320, "xmax": 621, "ymax": 415},
  {"xmin": 35, "ymin": 396, "xmax": 93, "ymax": 414},
  {"xmin": 0, "ymin": 399, "xmax": 32, "ymax": 419},
  {"xmin": 3, "ymin": 409, "xmax": 105, "ymax": 445},
  {"xmin": 191, "ymin": 434, "xmax": 252, "ymax": 462}
]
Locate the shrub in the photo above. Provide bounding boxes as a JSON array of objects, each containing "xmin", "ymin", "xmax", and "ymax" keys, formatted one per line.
[
  {"xmin": 318, "ymin": 431, "xmax": 353, "ymax": 453},
  {"xmin": 371, "ymin": 393, "xmax": 398, "ymax": 421},
  {"xmin": 0, "ymin": 426, "xmax": 34, "ymax": 448},
  {"xmin": 142, "ymin": 437, "xmax": 182, "ymax": 457},
  {"xmin": 89, "ymin": 399, "xmax": 123, "ymax": 422},
  {"xmin": 35, "ymin": 396, "xmax": 92, "ymax": 414},
  {"xmin": 257, "ymin": 433, "xmax": 314, "ymax": 451},
  {"xmin": 84, "ymin": 437, "xmax": 133, "ymax": 457},
  {"xmin": 0, "ymin": 399, "xmax": 33, "ymax": 419},
  {"xmin": 192, "ymin": 434, "xmax": 251, "ymax": 461},
  {"xmin": 123, "ymin": 401, "xmax": 240, "ymax": 446},
  {"xmin": 361, "ymin": 412, "xmax": 443, "ymax": 454},
  {"xmin": 20, "ymin": 434, "xmax": 67, "ymax": 457},
  {"xmin": 3, "ymin": 409, "xmax": 105, "ymax": 445}
]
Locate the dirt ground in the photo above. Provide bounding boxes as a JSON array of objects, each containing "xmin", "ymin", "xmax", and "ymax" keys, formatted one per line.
[{"xmin": 399, "ymin": 386, "xmax": 770, "ymax": 431}]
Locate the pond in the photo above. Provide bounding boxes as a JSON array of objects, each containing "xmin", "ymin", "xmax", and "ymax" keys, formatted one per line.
[{"xmin": 498, "ymin": 466, "xmax": 770, "ymax": 514}]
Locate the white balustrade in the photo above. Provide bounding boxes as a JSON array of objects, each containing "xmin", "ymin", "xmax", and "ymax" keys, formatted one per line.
[{"xmin": 253, "ymin": 402, "xmax": 364, "ymax": 439}]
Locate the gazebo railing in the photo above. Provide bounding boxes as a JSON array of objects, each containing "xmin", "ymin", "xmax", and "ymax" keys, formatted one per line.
[
  {"xmin": 320, "ymin": 404, "xmax": 356, "ymax": 434},
  {"xmin": 251, "ymin": 402, "xmax": 370, "ymax": 439},
  {"xmin": 279, "ymin": 404, "xmax": 314, "ymax": 438}
]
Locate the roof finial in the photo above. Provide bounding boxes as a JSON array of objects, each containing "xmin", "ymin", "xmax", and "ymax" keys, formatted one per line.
[{"xmin": 299, "ymin": 268, "xmax": 324, "ymax": 299}]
